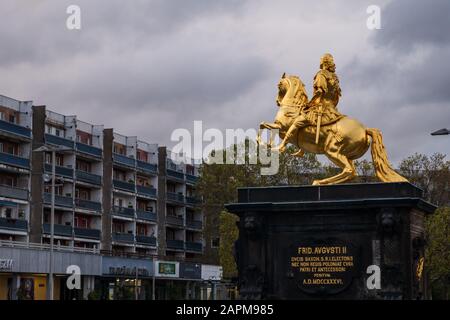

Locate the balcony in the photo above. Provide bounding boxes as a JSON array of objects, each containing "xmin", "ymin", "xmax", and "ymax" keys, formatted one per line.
[
  {"xmin": 136, "ymin": 210, "xmax": 157, "ymax": 222},
  {"xmin": 0, "ymin": 185, "xmax": 28, "ymax": 201},
  {"xmin": 136, "ymin": 185, "xmax": 157, "ymax": 198},
  {"xmin": 76, "ymin": 142, "xmax": 102, "ymax": 158},
  {"xmin": 0, "ymin": 119, "xmax": 31, "ymax": 139},
  {"xmin": 0, "ymin": 217, "xmax": 28, "ymax": 232},
  {"xmin": 167, "ymin": 192, "xmax": 185, "ymax": 204},
  {"xmin": 43, "ymin": 193, "xmax": 73, "ymax": 208},
  {"xmin": 75, "ymin": 198, "xmax": 102, "ymax": 212},
  {"xmin": 43, "ymin": 223, "xmax": 73, "ymax": 237},
  {"xmin": 166, "ymin": 169, "xmax": 184, "ymax": 181},
  {"xmin": 113, "ymin": 179, "xmax": 135, "ymax": 193},
  {"xmin": 74, "ymin": 227, "xmax": 101, "ymax": 240},
  {"xmin": 136, "ymin": 160, "xmax": 157, "ymax": 175},
  {"xmin": 185, "ymin": 241, "xmax": 203, "ymax": 252},
  {"xmin": 76, "ymin": 170, "xmax": 102, "ymax": 185},
  {"xmin": 113, "ymin": 153, "xmax": 136, "ymax": 168},
  {"xmin": 186, "ymin": 196, "xmax": 201, "ymax": 206},
  {"xmin": 112, "ymin": 232, "xmax": 135, "ymax": 243},
  {"xmin": 186, "ymin": 174, "xmax": 199, "ymax": 184},
  {"xmin": 45, "ymin": 134, "xmax": 75, "ymax": 148},
  {"xmin": 166, "ymin": 239, "xmax": 185, "ymax": 250},
  {"xmin": 166, "ymin": 215, "xmax": 184, "ymax": 226},
  {"xmin": 112, "ymin": 206, "xmax": 135, "ymax": 218},
  {"xmin": 186, "ymin": 219, "xmax": 203, "ymax": 230},
  {"xmin": 44, "ymin": 164, "xmax": 74, "ymax": 179},
  {"xmin": 0, "ymin": 152, "xmax": 30, "ymax": 169},
  {"xmin": 136, "ymin": 235, "xmax": 156, "ymax": 246}
]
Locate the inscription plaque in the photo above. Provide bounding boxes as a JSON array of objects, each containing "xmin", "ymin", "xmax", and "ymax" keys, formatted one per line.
[{"xmin": 290, "ymin": 240, "xmax": 358, "ymax": 295}]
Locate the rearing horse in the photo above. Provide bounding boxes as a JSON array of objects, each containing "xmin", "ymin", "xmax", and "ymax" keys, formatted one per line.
[{"xmin": 257, "ymin": 74, "xmax": 407, "ymax": 185}]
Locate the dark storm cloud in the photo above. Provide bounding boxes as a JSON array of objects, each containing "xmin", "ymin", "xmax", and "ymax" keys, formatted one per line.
[
  {"xmin": 340, "ymin": 0, "xmax": 450, "ymax": 162},
  {"xmin": 373, "ymin": 0, "xmax": 450, "ymax": 50}
]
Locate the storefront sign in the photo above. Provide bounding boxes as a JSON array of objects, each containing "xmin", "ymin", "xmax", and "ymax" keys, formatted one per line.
[
  {"xmin": 180, "ymin": 262, "xmax": 201, "ymax": 279},
  {"xmin": 201, "ymin": 264, "xmax": 223, "ymax": 281},
  {"xmin": 0, "ymin": 259, "xmax": 13, "ymax": 271},
  {"xmin": 109, "ymin": 266, "xmax": 149, "ymax": 277},
  {"xmin": 102, "ymin": 256, "xmax": 154, "ymax": 278},
  {"xmin": 155, "ymin": 261, "xmax": 179, "ymax": 278}
]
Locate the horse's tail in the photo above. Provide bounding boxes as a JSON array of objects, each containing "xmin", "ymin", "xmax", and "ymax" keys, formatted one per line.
[{"xmin": 366, "ymin": 128, "xmax": 408, "ymax": 183}]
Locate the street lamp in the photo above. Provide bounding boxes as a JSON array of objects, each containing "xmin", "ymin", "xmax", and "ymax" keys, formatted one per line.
[
  {"xmin": 431, "ymin": 128, "xmax": 450, "ymax": 136},
  {"xmin": 33, "ymin": 144, "xmax": 72, "ymax": 300}
]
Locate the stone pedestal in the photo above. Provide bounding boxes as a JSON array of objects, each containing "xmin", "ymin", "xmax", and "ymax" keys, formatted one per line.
[{"xmin": 225, "ymin": 183, "xmax": 436, "ymax": 300}]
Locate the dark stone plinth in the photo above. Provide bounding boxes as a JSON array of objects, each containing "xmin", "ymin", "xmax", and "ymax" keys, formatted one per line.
[{"xmin": 225, "ymin": 182, "xmax": 436, "ymax": 300}]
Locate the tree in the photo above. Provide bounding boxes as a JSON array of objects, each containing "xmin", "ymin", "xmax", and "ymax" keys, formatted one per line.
[
  {"xmin": 398, "ymin": 153, "xmax": 450, "ymax": 206},
  {"xmin": 426, "ymin": 207, "xmax": 450, "ymax": 299},
  {"xmin": 219, "ymin": 210, "xmax": 239, "ymax": 278}
]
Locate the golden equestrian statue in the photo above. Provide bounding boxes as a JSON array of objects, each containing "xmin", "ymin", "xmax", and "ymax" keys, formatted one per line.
[{"xmin": 257, "ymin": 53, "xmax": 408, "ymax": 185}]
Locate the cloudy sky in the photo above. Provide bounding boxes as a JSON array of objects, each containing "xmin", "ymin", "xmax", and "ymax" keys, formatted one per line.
[{"xmin": 0, "ymin": 0, "xmax": 449, "ymax": 164}]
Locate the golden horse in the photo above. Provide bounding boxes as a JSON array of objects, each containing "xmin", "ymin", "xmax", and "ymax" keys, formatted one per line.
[{"xmin": 257, "ymin": 74, "xmax": 408, "ymax": 185}]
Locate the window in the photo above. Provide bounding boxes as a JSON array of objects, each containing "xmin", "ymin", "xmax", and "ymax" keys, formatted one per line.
[
  {"xmin": 211, "ymin": 237, "xmax": 220, "ymax": 248},
  {"xmin": 5, "ymin": 208, "xmax": 12, "ymax": 219},
  {"xmin": 8, "ymin": 114, "xmax": 15, "ymax": 124},
  {"xmin": 136, "ymin": 224, "xmax": 147, "ymax": 235},
  {"xmin": 55, "ymin": 129, "xmax": 60, "ymax": 137},
  {"xmin": 75, "ymin": 215, "xmax": 90, "ymax": 228},
  {"xmin": 113, "ymin": 222, "xmax": 125, "ymax": 233}
]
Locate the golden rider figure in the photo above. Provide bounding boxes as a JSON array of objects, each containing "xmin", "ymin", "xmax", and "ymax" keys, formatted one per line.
[{"xmin": 274, "ymin": 53, "xmax": 343, "ymax": 152}]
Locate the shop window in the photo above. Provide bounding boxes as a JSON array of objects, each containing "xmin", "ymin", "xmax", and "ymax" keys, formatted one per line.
[{"xmin": 211, "ymin": 237, "xmax": 220, "ymax": 248}]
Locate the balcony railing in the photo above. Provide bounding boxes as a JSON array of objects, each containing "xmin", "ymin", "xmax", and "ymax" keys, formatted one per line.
[
  {"xmin": 185, "ymin": 196, "xmax": 201, "ymax": 206},
  {"xmin": 136, "ymin": 160, "xmax": 157, "ymax": 174},
  {"xmin": 112, "ymin": 206, "xmax": 135, "ymax": 218},
  {"xmin": 166, "ymin": 239, "xmax": 185, "ymax": 250},
  {"xmin": 76, "ymin": 142, "xmax": 102, "ymax": 158},
  {"xmin": 113, "ymin": 179, "xmax": 135, "ymax": 193},
  {"xmin": 166, "ymin": 215, "xmax": 184, "ymax": 226},
  {"xmin": 0, "ymin": 152, "xmax": 30, "ymax": 169},
  {"xmin": 185, "ymin": 241, "xmax": 203, "ymax": 252},
  {"xmin": 112, "ymin": 232, "xmax": 135, "ymax": 243},
  {"xmin": 43, "ymin": 193, "xmax": 73, "ymax": 208},
  {"xmin": 74, "ymin": 227, "xmax": 101, "ymax": 240},
  {"xmin": 136, "ymin": 210, "xmax": 157, "ymax": 222},
  {"xmin": 0, "ymin": 217, "xmax": 28, "ymax": 231},
  {"xmin": 113, "ymin": 153, "xmax": 136, "ymax": 167},
  {"xmin": 75, "ymin": 198, "xmax": 102, "ymax": 212},
  {"xmin": 186, "ymin": 219, "xmax": 203, "ymax": 230},
  {"xmin": 185, "ymin": 174, "xmax": 199, "ymax": 184},
  {"xmin": 166, "ymin": 169, "xmax": 184, "ymax": 181},
  {"xmin": 45, "ymin": 134, "xmax": 75, "ymax": 148},
  {"xmin": 44, "ymin": 164, "xmax": 74, "ymax": 179},
  {"xmin": 76, "ymin": 170, "xmax": 102, "ymax": 185},
  {"xmin": 0, "ymin": 240, "xmax": 99, "ymax": 254},
  {"xmin": 136, "ymin": 185, "xmax": 157, "ymax": 198},
  {"xmin": 43, "ymin": 223, "xmax": 73, "ymax": 237},
  {"xmin": 0, "ymin": 185, "xmax": 28, "ymax": 201},
  {"xmin": 136, "ymin": 235, "xmax": 156, "ymax": 246},
  {"xmin": 0, "ymin": 119, "xmax": 31, "ymax": 138},
  {"xmin": 167, "ymin": 192, "xmax": 185, "ymax": 204}
]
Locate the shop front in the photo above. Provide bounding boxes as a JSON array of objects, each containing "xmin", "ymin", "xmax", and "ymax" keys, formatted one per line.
[
  {"xmin": 99, "ymin": 256, "xmax": 154, "ymax": 300},
  {"xmin": 0, "ymin": 245, "xmax": 101, "ymax": 300}
]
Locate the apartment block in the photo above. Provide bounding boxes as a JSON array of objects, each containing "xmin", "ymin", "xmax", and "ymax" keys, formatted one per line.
[
  {"xmin": 0, "ymin": 96, "xmax": 33, "ymax": 243},
  {"xmin": 0, "ymin": 95, "xmax": 221, "ymax": 300}
]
